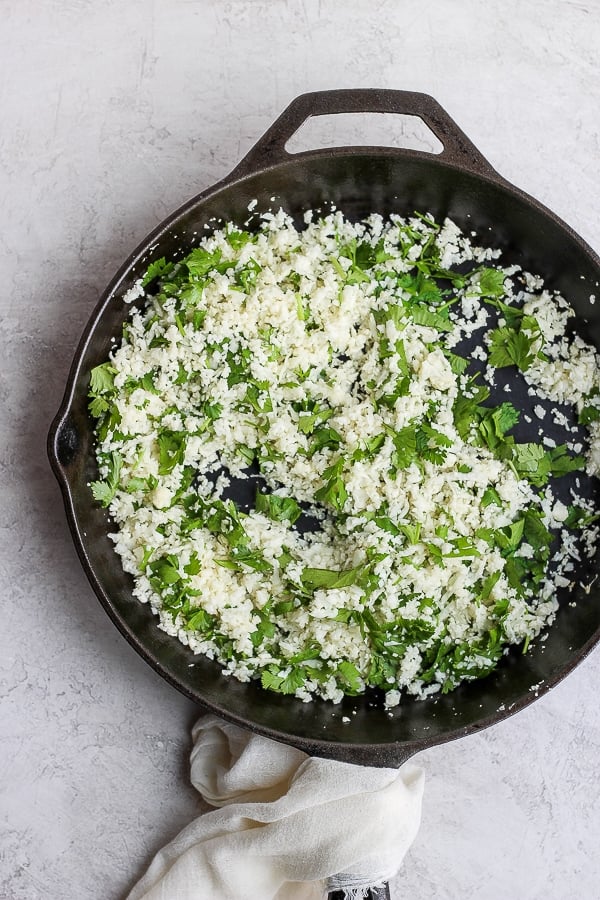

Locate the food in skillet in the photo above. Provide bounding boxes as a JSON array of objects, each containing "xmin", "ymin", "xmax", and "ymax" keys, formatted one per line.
[{"xmin": 88, "ymin": 210, "xmax": 600, "ymax": 705}]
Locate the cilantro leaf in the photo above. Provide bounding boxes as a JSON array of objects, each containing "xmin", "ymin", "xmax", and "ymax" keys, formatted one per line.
[
  {"xmin": 578, "ymin": 390, "xmax": 600, "ymax": 425},
  {"xmin": 261, "ymin": 665, "xmax": 306, "ymax": 695},
  {"xmin": 400, "ymin": 522, "xmax": 421, "ymax": 544},
  {"xmin": 488, "ymin": 325, "xmax": 537, "ymax": 371},
  {"xmin": 89, "ymin": 395, "xmax": 110, "ymax": 418},
  {"xmin": 314, "ymin": 459, "xmax": 348, "ymax": 512},
  {"xmin": 444, "ymin": 351, "xmax": 468, "ymax": 375},
  {"xmin": 546, "ymin": 444, "xmax": 585, "ymax": 478},
  {"xmin": 297, "ymin": 405, "xmax": 334, "ymax": 434},
  {"xmin": 301, "ymin": 564, "xmax": 368, "ymax": 591},
  {"xmin": 522, "ymin": 508, "xmax": 552, "ymax": 554},
  {"xmin": 186, "ymin": 247, "xmax": 231, "ymax": 278},
  {"xmin": 352, "ymin": 434, "xmax": 386, "ymax": 461},
  {"xmin": 482, "ymin": 486, "xmax": 502, "ymax": 507},
  {"xmin": 509, "ymin": 442, "xmax": 583, "ymax": 487},
  {"xmin": 141, "ymin": 257, "xmax": 174, "ymax": 287},
  {"xmin": 355, "ymin": 240, "xmax": 378, "ymax": 270},
  {"xmin": 416, "ymin": 421, "xmax": 452, "ymax": 464},
  {"xmin": 452, "ymin": 381, "xmax": 490, "ymax": 439},
  {"xmin": 579, "ymin": 404, "xmax": 600, "ymax": 425},
  {"xmin": 255, "ymin": 491, "xmax": 302, "ymax": 525},
  {"xmin": 89, "ymin": 363, "xmax": 116, "ymax": 396},
  {"xmin": 410, "ymin": 306, "xmax": 453, "ymax": 331},
  {"xmin": 149, "ymin": 555, "xmax": 181, "ymax": 585},
  {"xmin": 125, "ymin": 475, "xmax": 155, "ymax": 494},
  {"xmin": 385, "ymin": 425, "xmax": 417, "ymax": 471},
  {"xmin": 308, "ymin": 425, "xmax": 343, "ymax": 455},
  {"xmin": 226, "ymin": 227, "xmax": 253, "ymax": 250},
  {"xmin": 489, "ymin": 316, "xmax": 541, "ymax": 372},
  {"xmin": 564, "ymin": 506, "xmax": 600, "ymax": 529},
  {"xmin": 510, "ymin": 443, "xmax": 551, "ymax": 486},
  {"xmin": 367, "ymin": 652, "xmax": 398, "ymax": 688},
  {"xmin": 217, "ymin": 546, "xmax": 273, "ymax": 574},
  {"xmin": 184, "ymin": 608, "xmax": 216, "ymax": 634},
  {"xmin": 236, "ymin": 444, "xmax": 255, "ymax": 466},
  {"xmin": 157, "ymin": 430, "xmax": 187, "ymax": 475},
  {"xmin": 494, "ymin": 519, "xmax": 525, "ymax": 554},
  {"xmin": 90, "ymin": 480, "xmax": 115, "ymax": 506},
  {"xmin": 336, "ymin": 661, "xmax": 362, "ymax": 693},
  {"xmin": 235, "ymin": 259, "xmax": 262, "ymax": 292},
  {"xmin": 477, "ymin": 402, "xmax": 520, "ymax": 451},
  {"xmin": 477, "ymin": 267, "xmax": 506, "ymax": 298},
  {"xmin": 90, "ymin": 451, "xmax": 122, "ymax": 508}
]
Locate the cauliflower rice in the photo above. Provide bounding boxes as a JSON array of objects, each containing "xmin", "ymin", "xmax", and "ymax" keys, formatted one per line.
[{"xmin": 88, "ymin": 209, "xmax": 600, "ymax": 705}]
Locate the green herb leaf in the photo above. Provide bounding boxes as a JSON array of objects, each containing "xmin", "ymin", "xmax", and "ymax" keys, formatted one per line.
[
  {"xmin": 488, "ymin": 321, "xmax": 539, "ymax": 372},
  {"xmin": 141, "ymin": 257, "xmax": 174, "ymax": 287},
  {"xmin": 89, "ymin": 395, "xmax": 110, "ymax": 418},
  {"xmin": 482, "ymin": 486, "xmax": 502, "ymax": 507},
  {"xmin": 410, "ymin": 306, "xmax": 453, "ymax": 331},
  {"xmin": 510, "ymin": 442, "xmax": 550, "ymax": 486},
  {"xmin": 477, "ymin": 268, "xmax": 506, "ymax": 298},
  {"xmin": 578, "ymin": 390, "xmax": 600, "ymax": 425},
  {"xmin": 308, "ymin": 425, "xmax": 343, "ymax": 455},
  {"xmin": 157, "ymin": 430, "xmax": 187, "ymax": 474},
  {"xmin": 149, "ymin": 555, "xmax": 181, "ymax": 585},
  {"xmin": 255, "ymin": 491, "xmax": 302, "ymax": 525},
  {"xmin": 261, "ymin": 666, "xmax": 306, "ymax": 695},
  {"xmin": 226, "ymin": 227, "xmax": 253, "ymax": 250},
  {"xmin": 386, "ymin": 425, "xmax": 417, "ymax": 471},
  {"xmin": 90, "ymin": 451, "xmax": 122, "ymax": 508},
  {"xmin": 564, "ymin": 505, "xmax": 600, "ymax": 529},
  {"xmin": 510, "ymin": 442, "xmax": 584, "ymax": 487},
  {"xmin": 184, "ymin": 608, "xmax": 216, "ymax": 634},
  {"xmin": 547, "ymin": 444, "xmax": 585, "ymax": 479},
  {"xmin": 400, "ymin": 522, "xmax": 421, "ymax": 544},
  {"xmin": 314, "ymin": 459, "xmax": 348, "ymax": 512},
  {"xmin": 301, "ymin": 565, "xmax": 367, "ymax": 591},
  {"xmin": 186, "ymin": 247, "xmax": 230, "ymax": 278},
  {"xmin": 336, "ymin": 661, "xmax": 362, "ymax": 693},
  {"xmin": 89, "ymin": 363, "xmax": 116, "ymax": 396},
  {"xmin": 235, "ymin": 259, "xmax": 262, "ymax": 292}
]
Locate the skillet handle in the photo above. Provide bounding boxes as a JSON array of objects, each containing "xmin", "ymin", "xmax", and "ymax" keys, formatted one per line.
[
  {"xmin": 228, "ymin": 88, "xmax": 497, "ymax": 180},
  {"xmin": 329, "ymin": 884, "xmax": 391, "ymax": 900}
]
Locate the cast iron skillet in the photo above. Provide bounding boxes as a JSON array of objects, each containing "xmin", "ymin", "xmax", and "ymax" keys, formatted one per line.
[{"xmin": 48, "ymin": 90, "xmax": 600, "ymax": 775}]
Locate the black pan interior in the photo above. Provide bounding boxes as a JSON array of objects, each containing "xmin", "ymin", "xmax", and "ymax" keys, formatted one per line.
[{"xmin": 51, "ymin": 151, "xmax": 600, "ymax": 766}]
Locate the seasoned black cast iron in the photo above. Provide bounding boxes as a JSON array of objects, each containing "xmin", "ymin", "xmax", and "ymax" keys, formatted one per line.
[{"xmin": 48, "ymin": 90, "xmax": 600, "ymax": 772}]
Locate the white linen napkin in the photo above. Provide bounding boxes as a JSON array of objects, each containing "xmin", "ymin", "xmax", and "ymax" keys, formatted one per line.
[{"xmin": 127, "ymin": 714, "xmax": 424, "ymax": 900}]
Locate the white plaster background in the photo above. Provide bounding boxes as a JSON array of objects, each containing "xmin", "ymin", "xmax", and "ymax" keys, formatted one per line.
[{"xmin": 1, "ymin": 1, "xmax": 600, "ymax": 898}]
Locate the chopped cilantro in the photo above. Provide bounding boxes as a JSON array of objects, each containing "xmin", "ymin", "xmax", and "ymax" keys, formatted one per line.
[
  {"xmin": 157, "ymin": 430, "xmax": 187, "ymax": 475},
  {"xmin": 90, "ymin": 451, "xmax": 122, "ymax": 507},
  {"xmin": 89, "ymin": 362, "xmax": 116, "ymax": 396},
  {"xmin": 477, "ymin": 267, "xmax": 505, "ymax": 298},
  {"xmin": 255, "ymin": 491, "xmax": 302, "ymax": 525},
  {"xmin": 314, "ymin": 459, "xmax": 348, "ymax": 512},
  {"xmin": 488, "ymin": 317, "xmax": 543, "ymax": 372},
  {"xmin": 141, "ymin": 257, "xmax": 174, "ymax": 287},
  {"xmin": 261, "ymin": 665, "xmax": 306, "ymax": 695}
]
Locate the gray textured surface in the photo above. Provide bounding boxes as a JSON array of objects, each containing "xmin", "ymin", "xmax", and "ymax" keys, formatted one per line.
[{"xmin": 1, "ymin": 1, "xmax": 599, "ymax": 898}]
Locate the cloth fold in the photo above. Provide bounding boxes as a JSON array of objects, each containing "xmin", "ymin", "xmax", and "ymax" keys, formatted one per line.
[{"xmin": 127, "ymin": 715, "xmax": 424, "ymax": 900}]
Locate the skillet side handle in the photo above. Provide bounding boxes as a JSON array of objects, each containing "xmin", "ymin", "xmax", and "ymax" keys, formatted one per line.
[
  {"xmin": 329, "ymin": 885, "xmax": 391, "ymax": 900},
  {"xmin": 48, "ymin": 408, "xmax": 81, "ymax": 475},
  {"xmin": 227, "ymin": 88, "xmax": 498, "ymax": 180}
]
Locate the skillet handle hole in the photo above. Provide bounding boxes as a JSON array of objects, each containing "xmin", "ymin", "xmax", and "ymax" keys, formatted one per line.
[{"xmin": 285, "ymin": 112, "xmax": 443, "ymax": 156}]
